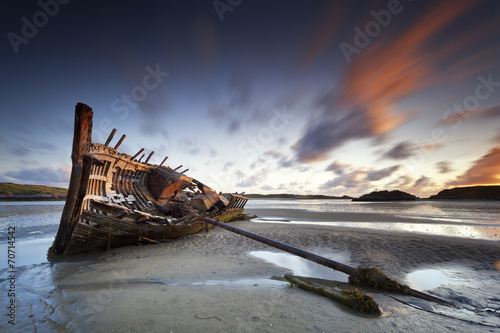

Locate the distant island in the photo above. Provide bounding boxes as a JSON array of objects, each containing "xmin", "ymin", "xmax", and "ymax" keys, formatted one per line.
[
  {"xmin": 245, "ymin": 193, "xmax": 352, "ymax": 200},
  {"xmin": 428, "ymin": 185, "xmax": 500, "ymax": 200},
  {"xmin": 352, "ymin": 190, "xmax": 417, "ymax": 202},
  {"xmin": 0, "ymin": 182, "xmax": 67, "ymax": 201}
]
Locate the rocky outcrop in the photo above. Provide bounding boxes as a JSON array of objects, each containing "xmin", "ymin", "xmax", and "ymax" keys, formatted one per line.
[
  {"xmin": 352, "ymin": 190, "xmax": 417, "ymax": 202},
  {"xmin": 429, "ymin": 186, "xmax": 500, "ymax": 200}
]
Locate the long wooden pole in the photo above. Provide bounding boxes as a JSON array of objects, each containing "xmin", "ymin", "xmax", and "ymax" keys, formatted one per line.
[
  {"xmin": 202, "ymin": 217, "xmax": 454, "ymax": 306},
  {"xmin": 202, "ymin": 217, "xmax": 355, "ymax": 275}
]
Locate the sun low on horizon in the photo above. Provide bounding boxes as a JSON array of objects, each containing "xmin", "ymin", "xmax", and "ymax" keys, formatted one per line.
[{"xmin": 1, "ymin": 0, "xmax": 500, "ymax": 198}]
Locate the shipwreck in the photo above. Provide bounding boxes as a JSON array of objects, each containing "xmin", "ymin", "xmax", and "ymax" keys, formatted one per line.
[{"xmin": 50, "ymin": 103, "xmax": 249, "ymax": 254}]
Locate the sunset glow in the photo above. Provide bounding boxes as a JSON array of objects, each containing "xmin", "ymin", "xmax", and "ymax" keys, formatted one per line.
[{"xmin": 1, "ymin": 0, "xmax": 499, "ymax": 197}]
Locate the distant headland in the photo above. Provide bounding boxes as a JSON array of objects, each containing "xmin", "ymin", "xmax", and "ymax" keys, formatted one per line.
[
  {"xmin": 353, "ymin": 185, "xmax": 500, "ymax": 201},
  {"xmin": 0, "ymin": 182, "xmax": 67, "ymax": 201},
  {"xmin": 428, "ymin": 185, "xmax": 500, "ymax": 200}
]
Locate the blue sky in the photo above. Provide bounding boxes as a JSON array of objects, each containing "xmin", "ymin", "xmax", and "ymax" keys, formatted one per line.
[{"xmin": 1, "ymin": 0, "xmax": 500, "ymax": 197}]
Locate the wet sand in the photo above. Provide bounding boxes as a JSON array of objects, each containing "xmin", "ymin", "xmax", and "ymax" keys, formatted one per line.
[{"xmin": 2, "ymin": 220, "xmax": 500, "ymax": 332}]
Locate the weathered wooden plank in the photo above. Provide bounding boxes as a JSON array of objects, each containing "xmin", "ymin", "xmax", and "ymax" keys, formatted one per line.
[{"xmin": 52, "ymin": 103, "xmax": 93, "ymax": 254}]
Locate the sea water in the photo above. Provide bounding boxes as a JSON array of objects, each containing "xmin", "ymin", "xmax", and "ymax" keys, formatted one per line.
[
  {"xmin": 0, "ymin": 199, "xmax": 499, "ymax": 269},
  {"xmin": 245, "ymin": 199, "xmax": 500, "ymax": 241},
  {"xmin": 0, "ymin": 200, "xmax": 499, "ymax": 330}
]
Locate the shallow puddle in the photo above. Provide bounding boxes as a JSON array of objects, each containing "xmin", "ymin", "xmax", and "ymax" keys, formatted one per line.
[
  {"xmin": 0, "ymin": 237, "xmax": 53, "ymax": 268},
  {"xmin": 250, "ymin": 250, "xmax": 350, "ymax": 282},
  {"xmin": 407, "ymin": 269, "xmax": 452, "ymax": 290}
]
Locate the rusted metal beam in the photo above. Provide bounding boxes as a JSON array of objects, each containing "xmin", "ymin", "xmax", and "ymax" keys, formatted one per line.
[
  {"xmin": 145, "ymin": 151, "xmax": 155, "ymax": 163},
  {"xmin": 132, "ymin": 148, "xmax": 145, "ymax": 160},
  {"xmin": 104, "ymin": 128, "xmax": 117, "ymax": 146},
  {"xmin": 114, "ymin": 134, "xmax": 126, "ymax": 150}
]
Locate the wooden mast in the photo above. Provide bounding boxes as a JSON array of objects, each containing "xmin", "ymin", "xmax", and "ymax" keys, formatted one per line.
[{"xmin": 51, "ymin": 103, "xmax": 93, "ymax": 254}]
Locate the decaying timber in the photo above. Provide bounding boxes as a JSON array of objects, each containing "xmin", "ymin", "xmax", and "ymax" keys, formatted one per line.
[
  {"xmin": 51, "ymin": 103, "xmax": 249, "ymax": 255},
  {"xmin": 203, "ymin": 217, "xmax": 455, "ymax": 307},
  {"xmin": 284, "ymin": 274, "xmax": 382, "ymax": 315}
]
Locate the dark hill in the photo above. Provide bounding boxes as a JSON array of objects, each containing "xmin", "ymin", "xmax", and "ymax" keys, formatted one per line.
[
  {"xmin": 353, "ymin": 190, "xmax": 417, "ymax": 202},
  {"xmin": 429, "ymin": 185, "xmax": 500, "ymax": 200}
]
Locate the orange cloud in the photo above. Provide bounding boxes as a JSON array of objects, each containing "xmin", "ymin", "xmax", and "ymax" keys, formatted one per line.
[
  {"xmin": 440, "ymin": 104, "xmax": 500, "ymax": 126},
  {"xmin": 294, "ymin": 0, "xmax": 492, "ymax": 163},
  {"xmin": 298, "ymin": 2, "xmax": 346, "ymax": 72},
  {"xmin": 449, "ymin": 146, "xmax": 500, "ymax": 186},
  {"xmin": 340, "ymin": 0, "xmax": 478, "ymax": 134}
]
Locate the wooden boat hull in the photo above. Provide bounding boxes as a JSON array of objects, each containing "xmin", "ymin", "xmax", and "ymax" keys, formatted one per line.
[
  {"xmin": 51, "ymin": 103, "xmax": 249, "ymax": 255},
  {"xmin": 64, "ymin": 212, "xmax": 208, "ymax": 254}
]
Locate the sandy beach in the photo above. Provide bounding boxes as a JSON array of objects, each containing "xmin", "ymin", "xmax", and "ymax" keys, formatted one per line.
[{"xmin": 3, "ymin": 216, "xmax": 499, "ymax": 332}]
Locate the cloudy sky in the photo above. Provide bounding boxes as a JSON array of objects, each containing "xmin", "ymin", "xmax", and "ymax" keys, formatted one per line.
[{"xmin": 1, "ymin": 0, "xmax": 500, "ymax": 197}]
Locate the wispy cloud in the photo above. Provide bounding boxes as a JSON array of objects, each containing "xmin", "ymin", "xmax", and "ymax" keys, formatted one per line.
[
  {"xmin": 366, "ymin": 165, "xmax": 400, "ymax": 181},
  {"xmin": 237, "ymin": 168, "xmax": 270, "ymax": 188},
  {"xmin": 325, "ymin": 160, "xmax": 349, "ymax": 175},
  {"xmin": 321, "ymin": 164, "xmax": 400, "ymax": 190},
  {"xmin": 294, "ymin": 0, "xmax": 484, "ymax": 163},
  {"xmin": 298, "ymin": 2, "xmax": 347, "ymax": 71},
  {"xmin": 436, "ymin": 161, "xmax": 453, "ymax": 174},
  {"xmin": 140, "ymin": 121, "xmax": 169, "ymax": 139},
  {"xmin": 321, "ymin": 170, "xmax": 367, "ymax": 189},
  {"xmin": 3, "ymin": 165, "xmax": 71, "ymax": 187},
  {"xmin": 413, "ymin": 175, "xmax": 434, "ymax": 188},
  {"xmin": 382, "ymin": 141, "xmax": 415, "ymax": 160},
  {"xmin": 440, "ymin": 104, "xmax": 500, "ymax": 127},
  {"xmin": 448, "ymin": 146, "xmax": 500, "ymax": 186}
]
